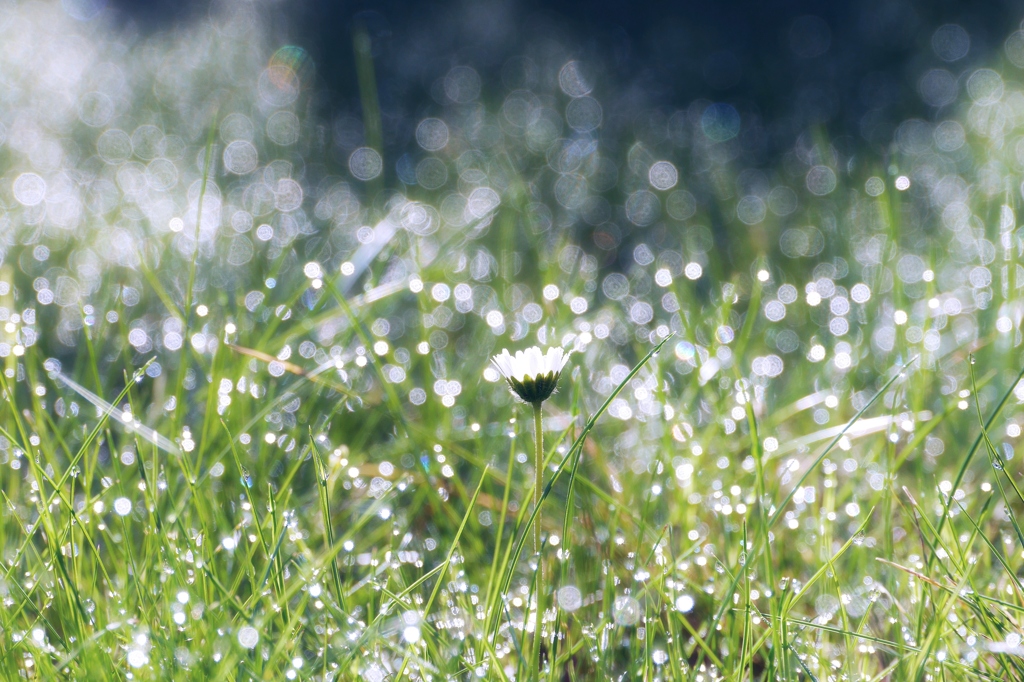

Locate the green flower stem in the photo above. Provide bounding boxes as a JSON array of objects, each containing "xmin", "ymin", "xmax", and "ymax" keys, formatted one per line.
[
  {"xmin": 532, "ymin": 400, "xmax": 544, "ymax": 672},
  {"xmin": 533, "ymin": 401, "xmax": 544, "ymax": 556}
]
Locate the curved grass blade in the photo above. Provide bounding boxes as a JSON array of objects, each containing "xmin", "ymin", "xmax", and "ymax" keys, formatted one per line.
[{"xmin": 487, "ymin": 334, "xmax": 673, "ymax": 639}]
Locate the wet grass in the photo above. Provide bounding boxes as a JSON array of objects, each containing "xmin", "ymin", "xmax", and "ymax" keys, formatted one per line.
[
  {"xmin": 3, "ymin": 3, "xmax": 1024, "ymax": 680},
  {"xmin": 2, "ymin": 199, "xmax": 1022, "ymax": 679}
]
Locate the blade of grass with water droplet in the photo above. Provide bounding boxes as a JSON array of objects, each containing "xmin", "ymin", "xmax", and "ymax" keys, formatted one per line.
[
  {"xmin": 970, "ymin": 357, "xmax": 1024, "ymax": 554},
  {"xmin": 784, "ymin": 508, "xmax": 873, "ymax": 614},
  {"xmin": 323, "ymin": 277, "xmax": 410, "ymax": 435},
  {"xmin": 394, "ymin": 464, "xmax": 489, "ymax": 681},
  {"xmin": 891, "ymin": 368, "xmax": 996, "ymax": 470},
  {"xmin": 768, "ymin": 358, "xmax": 914, "ymax": 528},
  {"xmin": 173, "ymin": 111, "xmax": 218, "ymax": 440},
  {"xmin": 947, "ymin": 497, "xmax": 1024, "ymax": 681},
  {"xmin": 310, "ymin": 432, "xmax": 346, "ymax": 613},
  {"xmin": 700, "ymin": 357, "xmax": 915, "ymax": 666},
  {"xmin": 932, "ymin": 360, "xmax": 1024, "ymax": 545}
]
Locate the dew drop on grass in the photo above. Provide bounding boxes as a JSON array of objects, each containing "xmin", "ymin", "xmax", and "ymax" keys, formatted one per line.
[{"xmin": 612, "ymin": 596, "xmax": 641, "ymax": 626}]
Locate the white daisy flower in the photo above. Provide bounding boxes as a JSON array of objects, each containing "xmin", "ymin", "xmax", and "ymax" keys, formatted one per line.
[{"xmin": 491, "ymin": 346, "xmax": 571, "ymax": 404}]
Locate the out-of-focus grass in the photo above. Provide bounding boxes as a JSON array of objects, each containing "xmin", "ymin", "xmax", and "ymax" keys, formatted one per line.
[{"xmin": 3, "ymin": 2, "xmax": 1024, "ymax": 680}]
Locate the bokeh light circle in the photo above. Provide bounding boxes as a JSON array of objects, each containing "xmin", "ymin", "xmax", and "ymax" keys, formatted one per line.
[
  {"xmin": 932, "ymin": 24, "xmax": 970, "ymax": 62},
  {"xmin": 349, "ymin": 147, "xmax": 383, "ymax": 181},
  {"xmin": 648, "ymin": 161, "xmax": 678, "ymax": 190},
  {"xmin": 223, "ymin": 140, "xmax": 258, "ymax": 175},
  {"xmin": 558, "ymin": 61, "xmax": 592, "ymax": 98},
  {"xmin": 701, "ymin": 103, "xmax": 740, "ymax": 142},
  {"xmin": 416, "ymin": 118, "xmax": 449, "ymax": 151},
  {"xmin": 13, "ymin": 173, "xmax": 46, "ymax": 206},
  {"xmin": 805, "ymin": 166, "xmax": 836, "ymax": 196}
]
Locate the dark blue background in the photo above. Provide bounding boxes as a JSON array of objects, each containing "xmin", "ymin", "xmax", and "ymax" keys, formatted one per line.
[{"xmin": 108, "ymin": 0, "xmax": 1024, "ymax": 148}]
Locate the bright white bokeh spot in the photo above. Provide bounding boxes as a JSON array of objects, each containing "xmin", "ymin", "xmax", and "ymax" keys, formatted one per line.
[
  {"xmin": 127, "ymin": 650, "xmax": 148, "ymax": 668},
  {"xmin": 431, "ymin": 283, "xmax": 450, "ymax": 302},
  {"xmin": 557, "ymin": 586, "xmax": 582, "ymax": 612},
  {"xmin": 237, "ymin": 626, "xmax": 259, "ymax": 649},
  {"xmin": 648, "ymin": 161, "xmax": 678, "ymax": 190},
  {"xmin": 675, "ymin": 595, "xmax": 695, "ymax": 613},
  {"xmin": 13, "ymin": 173, "xmax": 46, "ymax": 206},
  {"xmin": 850, "ymin": 283, "xmax": 871, "ymax": 303}
]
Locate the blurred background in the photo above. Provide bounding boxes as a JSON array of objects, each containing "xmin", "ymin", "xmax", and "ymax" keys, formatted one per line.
[
  {"xmin": 15, "ymin": 0, "xmax": 1024, "ymax": 445},
  {"xmin": 107, "ymin": 0, "xmax": 1024, "ymax": 153}
]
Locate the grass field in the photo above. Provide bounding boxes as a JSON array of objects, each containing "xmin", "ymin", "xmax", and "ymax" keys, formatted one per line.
[{"xmin": 4, "ymin": 3, "xmax": 1024, "ymax": 680}]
